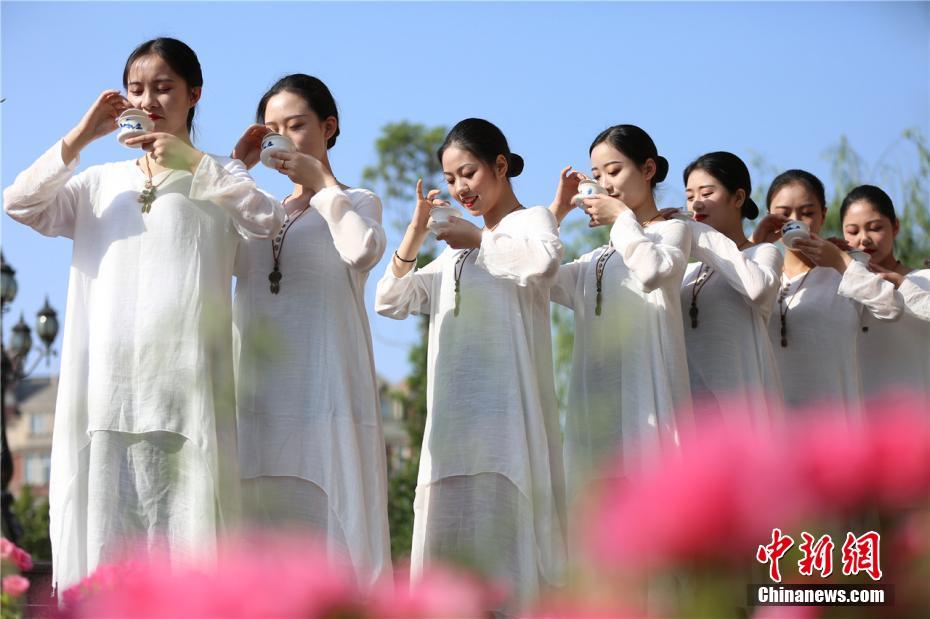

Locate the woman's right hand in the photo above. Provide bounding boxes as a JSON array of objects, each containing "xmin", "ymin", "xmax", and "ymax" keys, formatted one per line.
[
  {"xmin": 231, "ymin": 124, "xmax": 269, "ymax": 169},
  {"xmin": 411, "ymin": 178, "xmax": 444, "ymax": 234},
  {"xmin": 750, "ymin": 213, "xmax": 789, "ymax": 244},
  {"xmin": 62, "ymin": 90, "xmax": 130, "ymax": 163}
]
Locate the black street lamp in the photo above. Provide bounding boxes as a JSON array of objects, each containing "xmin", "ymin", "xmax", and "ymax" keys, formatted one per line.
[{"xmin": 1, "ymin": 252, "xmax": 59, "ymax": 542}]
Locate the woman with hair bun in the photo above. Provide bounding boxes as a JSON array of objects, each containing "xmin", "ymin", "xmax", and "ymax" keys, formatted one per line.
[
  {"xmin": 3, "ymin": 37, "xmax": 282, "ymax": 591},
  {"xmin": 840, "ymin": 184, "xmax": 930, "ymax": 405},
  {"xmin": 549, "ymin": 124, "xmax": 692, "ymax": 504},
  {"xmin": 229, "ymin": 74, "xmax": 390, "ymax": 588},
  {"xmin": 751, "ymin": 170, "xmax": 902, "ymax": 414},
  {"xmin": 678, "ymin": 151, "xmax": 784, "ymax": 424},
  {"xmin": 375, "ymin": 118, "xmax": 566, "ymax": 610}
]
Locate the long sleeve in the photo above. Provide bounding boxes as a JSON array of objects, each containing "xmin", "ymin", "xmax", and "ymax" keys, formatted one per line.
[
  {"xmin": 3, "ymin": 140, "xmax": 85, "ymax": 239},
  {"xmin": 475, "ymin": 206, "xmax": 563, "ymax": 286},
  {"xmin": 188, "ymin": 155, "xmax": 283, "ymax": 239},
  {"xmin": 609, "ymin": 210, "xmax": 691, "ymax": 293},
  {"xmin": 689, "ymin": 222, "xmax": 782, "ymax": 305},
  {"xmin": 310, "ymin": 187, "xmax": 386, "ymax": 272},
  {"xmin": 898, "ymin": 270, "xmax": 930, "ymax": 321},
  {"xmin": 837, "ymin": 260, "xmax": 903, "ymax": 321},
  {"xmin": 551, "ymin": 260, "xmax": 584, "ymax": 310},
  {"xmin": 375, "ymin": 254, "xmax": 444, "ymax": 320}
]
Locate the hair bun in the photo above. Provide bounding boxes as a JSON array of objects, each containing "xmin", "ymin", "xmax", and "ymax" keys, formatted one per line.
[
  {"xmin": 742, "ymin": 196, "xmax": 760, "ymax": 220},
  {"xmin": 507, "ymin": 153, "xmax": 524, "ymax": 178},
  {"xmin": 654, "ymin": 156, "xmax": 669, "ymax": 183}
]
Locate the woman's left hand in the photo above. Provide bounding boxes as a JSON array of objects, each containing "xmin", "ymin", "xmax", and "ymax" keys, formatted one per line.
[
  {"xmin": 581, "ymin": 194, "xmax": 629, "ymax": 227},
  {"xmin": 125, "ymin": 132, "xmax": 204, "ymax": 172},
  {"xmin": 434, "ymin": 217, "xmax": 482, "ymax": 249},
  {"xmin": 271, "ymin": 151, "xmax": 336, "ymax": 192},
  {"xmin": 793, "ymin": 233, "xmax": 851, "ymax": 272}
]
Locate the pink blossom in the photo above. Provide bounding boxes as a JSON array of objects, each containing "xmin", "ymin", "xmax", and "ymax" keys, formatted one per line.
[
  {"xmin": 751, "ymin": 605, "xmax": 821, "ymax": 619},
  {"xmin": 2, "ymin": 574, "xmax": 30, "ymax": 597},
  {"xmin": 67, "ymin": 531, "xmax": 365, "ymax": 619},
  {"xmin": 0, "ymin": 538, "xmax": 33, "ymax": 571},
  {"xmin": 583, "ymin": 401, "xmax": 810, "ymax": 570},
  {"xmin": 370, "ymin": 563, "xmax": 503, "ymax": 619}
]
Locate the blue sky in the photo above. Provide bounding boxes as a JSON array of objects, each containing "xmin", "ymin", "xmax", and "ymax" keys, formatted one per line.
[{"xmin": 2, "ymin": 1, "xmax": 928, "ymax": 383}]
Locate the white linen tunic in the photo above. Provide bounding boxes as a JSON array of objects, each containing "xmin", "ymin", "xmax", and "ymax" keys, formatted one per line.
[
  {"xmin": 3, "ymin": 141, "xmax": 281, "ymax": 591},
  {"xmin": 374, "ymin": 206, "xmax": 566, "ymax": 606},
  {"xmin": 857, "ymin": 269, "xmax": 930, "ymax": 406},
  {"xmin": 551, "ymin": 211, "xmax": 693, "ymax": 502},
  {"xmin": 679, "ymin": 223, "xmax": 784, "ymax": 425},
  {"xmin": 233, "ymin": 186, "xmax": 391, "ymax": 588},
  {"xmin": 768, "ymin": 262, "xmax": 902, "ymax": 414}
]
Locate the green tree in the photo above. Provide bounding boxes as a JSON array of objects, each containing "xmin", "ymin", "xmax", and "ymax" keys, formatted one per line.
[
  {"xmin": 10, "ymin": 485, "xmax": 51, "ymax": 561},
  {"xmin": 362, "ymin": 121, "xmax": 447, "ymax": 560}
]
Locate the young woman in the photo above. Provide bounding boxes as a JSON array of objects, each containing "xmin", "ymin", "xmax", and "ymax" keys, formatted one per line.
[
  {"xmin": 548, "ymin": 124, "xmax": 692, "ymax": 504},
  {"xmin": 2, "ymin": 38, "xmax": 282, "ymax": 591},
  {"xmin": 229, "ymin": 74, "xmax": 390, "ymax": 588},
  {"xmin": 679, "ymin": 152, "xmax": 784, "ymax": 424},
  {"xmin": 375, "ymin": 118, "xmax": 566, "ymax": 609},
  {"xmin": 751, "ymin": 170, "xmax": 902, "ymax": 414},
  {"xmin": 840, "ymin": 184, "xmax": 929, "ymax": 406}
]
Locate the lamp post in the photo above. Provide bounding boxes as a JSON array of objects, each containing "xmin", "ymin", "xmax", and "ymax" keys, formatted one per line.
[{"xmin": 1, "ymin": 252, "xmax": 59, "ymax": 542}]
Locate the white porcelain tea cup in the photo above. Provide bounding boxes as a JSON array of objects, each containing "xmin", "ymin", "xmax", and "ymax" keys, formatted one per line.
[
  {"xmin": 781, "ymin": 220, "xmax": 810, "ymax": 249},
  {"xmin": 260, "ymin": 132, "xmax": 297, "ymax": 168},
  {"xmin": 428, "ymin": 205, "xmax": 462, "ymax": 234},
  {"xmin": 572, "ymin": 179, "xmax": 608, "ymax": 206},
  {"xmin": 116, "ymin": 109, "xmax": 154, "ymax": 147}
]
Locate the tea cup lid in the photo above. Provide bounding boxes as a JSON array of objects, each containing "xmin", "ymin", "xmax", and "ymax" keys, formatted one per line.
[{"xmin": 117, "ymin": 108, "xmax": 147, "ymax": 120}]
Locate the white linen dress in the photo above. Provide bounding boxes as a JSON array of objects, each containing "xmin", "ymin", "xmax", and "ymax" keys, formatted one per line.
[
  {"xmin": 374, "ymin": 206, "xmax": 566, "ymax": 607},
  {"xmin": 857, "ymin": 269, "xmax": 930, "ymax": 406},
  {"xmin": 679, "ymin": 222, "xmax": 784, "ymax": 425},
  {"xmin": 3, "ymin": 141, "xmax": 282, "ymax": 591},
  {"xmin": 233, "ymin": 186, "xmax": 391, "ymax": 588},
  {"xmin": 768, "ymin": 261, "xmax": 902, "ymax": 414},
  {"xmin": 551, "ymin": 211, "xmax": 693, "ymax": 503}
]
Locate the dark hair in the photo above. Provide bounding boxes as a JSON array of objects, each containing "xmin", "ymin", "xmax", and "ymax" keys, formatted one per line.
[
  {"xmin": 256, "ymin": 74, "xmax": 340, "ymax": 149},
  {"xmin": 437, "ymin": 118, "xmax": 524, "ymax": 178},
  {"xmin": 589, "ymin": 124, "xmax": 668, "ymax": 187},
  {"xmin": 765, "ymin": 169, "xmax": 826, "ymax": 211},
  {"xmin": 683, "ymin": 151, "xmax": 759, "ymax": 220},
  {"xmin": 122, "ymin": 38, "xmax": 203, "ymax": 134},
  {"xmin": 840, "ymin": 185, "xmax": 897, "ymax": 225}
]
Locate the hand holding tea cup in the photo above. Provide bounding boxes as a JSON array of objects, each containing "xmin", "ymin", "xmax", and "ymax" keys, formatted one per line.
[
  {"xmin": 231, "ymin": 124, "xmax": 271, "ymax": 169},
  {"xmin": 793, "ymin": 233, "xmax": 851, "ymax": 272},
  {"xmin": 434, "ymin": 217, "xmax": 482, "ymax": 249},
  {"xmin": 581, "ymin": 193, "xmax": 628, "ymax": 228},
  {"xmin": 270, "ymin": 151, "xmax": 336, "ymax": 192},
  {"xmin": 750, "ymin": 213, "xmax": 789, "ymax": 244},
  {"xmin": 124, "ymin": 132, "xmax": 204, "ymax": 173},
  {"xmin": 62, "ymin": 90, "xmax": 132, "ymax": 163},
  {"xmin": 825, "ymin": 236, "xmax": 851, "ymax": 251}
]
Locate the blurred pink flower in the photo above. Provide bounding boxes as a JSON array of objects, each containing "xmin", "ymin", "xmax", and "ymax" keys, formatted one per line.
[
  {"xmin": 582, "ymin": 395, "xmax": 930, "ymax": 572},
  {"xmin": 2, "ymin": 574, "xmax": 30, "ymax": 597},
  {"xmin": 65, "ymin": 532, "xmax": 364, "ymax": 618},
  {"xmin": 0, "ymin": 537, "xmax": 33, "ymax": 571},
  {"xmin": 584, "ymin": 400, "xmax": 810, "ymax": 570},
  {"xmin": 751, "ymin": 605, "xmax": 821, "ymax": 619},
  {"xmin": 370, "ymin": 563, "xmax": 503, "ymax": 619}
]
